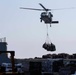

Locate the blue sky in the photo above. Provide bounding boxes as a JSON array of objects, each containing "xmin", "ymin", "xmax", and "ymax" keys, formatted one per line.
[{"xmin": 0, "ymin": 0, "xmax": 76, "ymax": 58}]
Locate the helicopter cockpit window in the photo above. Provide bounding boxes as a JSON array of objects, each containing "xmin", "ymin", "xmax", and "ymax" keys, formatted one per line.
[{"xmin": 41, "ymin": 12, "xmax": 48, "ymax": 16}]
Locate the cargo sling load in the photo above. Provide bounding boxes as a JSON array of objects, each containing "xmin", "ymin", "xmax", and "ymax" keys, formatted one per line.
[{"xmin": 42, "ymin": 24, "xmax": 56, "ymax": 51}]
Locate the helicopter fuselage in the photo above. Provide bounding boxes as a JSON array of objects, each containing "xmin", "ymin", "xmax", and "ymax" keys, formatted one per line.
[
  {"xmin": 40, "ymin": 12, "xmax": 59, "ymax": 25},
  {"xmin": 40, "ymin": 12, "xmax": 53, "ymax": 24}
]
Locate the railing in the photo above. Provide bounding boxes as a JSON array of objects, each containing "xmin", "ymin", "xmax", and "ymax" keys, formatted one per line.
[{"xmin": 0, "ymin": 37, "xmax": 6, "ymax": 42}]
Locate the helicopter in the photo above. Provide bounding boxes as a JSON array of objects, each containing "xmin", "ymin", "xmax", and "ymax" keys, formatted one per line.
[
  {"xmin": 20, "ymin": 4, "xmax": 75, "ymax": 51},
  {"xmin": 20, "ymin": 3, "xmax": 59, "ymax": 26}
]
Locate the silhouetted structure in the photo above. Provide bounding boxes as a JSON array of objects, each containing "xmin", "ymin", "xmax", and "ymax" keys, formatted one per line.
[
  {"xmin": 0, "ymin": 37, "xmax": 10, "ymax": 64},
  {"xmin": 29, "ymin": 61, "xmax": 42, "ymax": 75}
]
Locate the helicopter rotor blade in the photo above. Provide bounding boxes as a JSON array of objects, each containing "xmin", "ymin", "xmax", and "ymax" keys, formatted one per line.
[
  {"xmin": 20, "ymin": 4, "xmax": 76, "ymax": 12},
  {"xmin": 20, "ymin": 7, "xmax": 45, "ymax": 11},
  {"xmin": 41, "ymin": 7, "xmax": 76, "ymax": 11},
  {"xmin": 51, "ymin": 7, "xmax": 76, "ymax": 11},
  {"xmin": 39, "ymin": 3, "xmax": 49, "ymax": 11}
]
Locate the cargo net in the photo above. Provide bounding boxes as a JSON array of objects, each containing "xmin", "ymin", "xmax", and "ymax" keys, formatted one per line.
[{"xmin": 42, "ymin": 25, "xmax": 56, "ymax": 51}]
